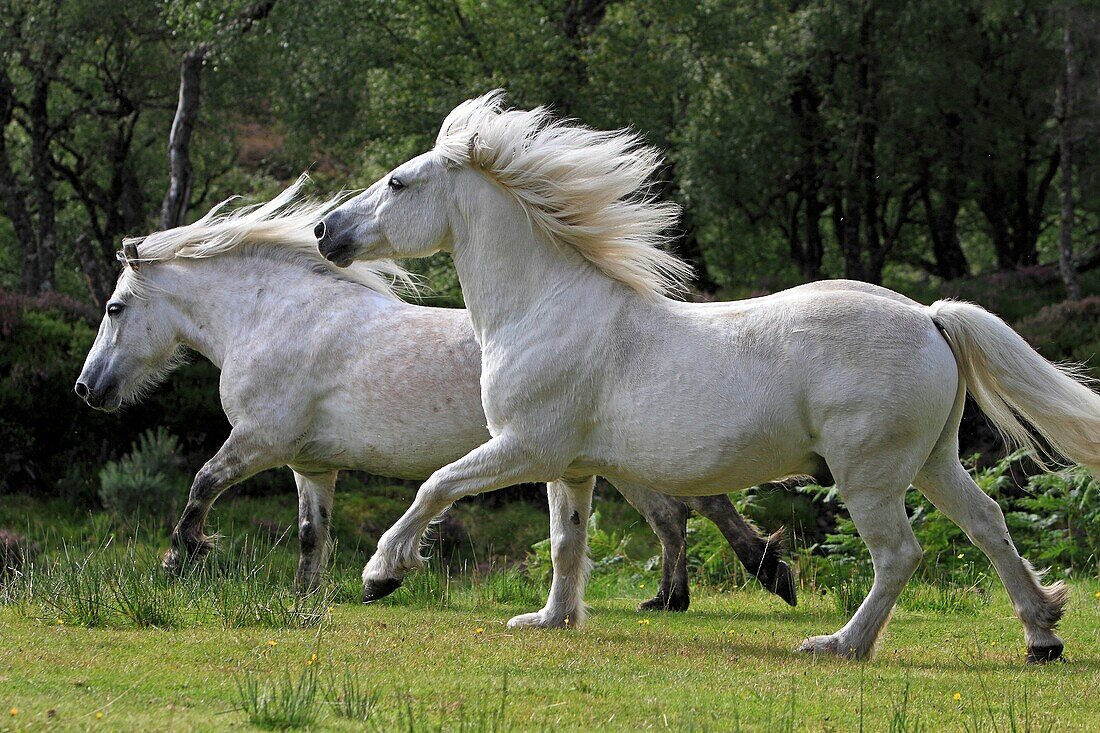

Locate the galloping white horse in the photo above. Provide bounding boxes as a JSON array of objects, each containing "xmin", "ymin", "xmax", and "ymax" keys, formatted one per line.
[
  {"xmin": 74, "ymin": 178, "xmax": 796, "ymax": 608},
  {"xmin": 316, "ymin": 92, "xmax": 1100, "ymax": 662}
]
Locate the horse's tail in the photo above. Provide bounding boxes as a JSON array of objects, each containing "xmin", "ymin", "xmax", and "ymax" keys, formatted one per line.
[{"xmin": 928, "ymin": 300, "xmax": 1100, "ymax": 474}]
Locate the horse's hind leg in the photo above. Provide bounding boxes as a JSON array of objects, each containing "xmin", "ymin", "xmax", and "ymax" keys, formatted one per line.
[
  {"xmin": 799, "ymin": 480, "xmax": 923, "ymax": 660},
  {"xmin": 686, "ymin": 494, "xmax": 797, "ymax": 607},
  {"xmin": 508, "ymin": 476, "xmax": 595, "ymax": 628},
  {"xmin": 915, "ymin": 455, "xmax": 1067, "ymax": 663},
  {"xmin": 612, "ymin": 481, "xmax": 690, "ymax": 611},
  {"xmin": 292, "ymin": 470, "xmax": 337, "ymax": 593}
]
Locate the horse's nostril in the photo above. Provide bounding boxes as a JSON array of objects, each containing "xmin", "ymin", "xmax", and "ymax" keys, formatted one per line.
[
  {"xmin": 74, "ymin": 382, "xmax": 89, "ymax": 400},
  {"xmin": 313, "ymin": 220, "xmax": 326, "ymax": 241}
]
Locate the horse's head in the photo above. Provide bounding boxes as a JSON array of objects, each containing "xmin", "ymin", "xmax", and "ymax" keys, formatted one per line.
[
  {"xmin": 316, "ymin": 150, "xmax": 457, "ymax": 267},
  {"xmin": 75, "ymin": 244, "xmax": 183, "ymax": 412}
]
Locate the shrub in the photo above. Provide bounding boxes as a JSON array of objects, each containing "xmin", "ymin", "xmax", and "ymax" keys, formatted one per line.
[
  {"xmin": 1014, "ymin": 296, "xmax": 1100, "ymax": 380},
  {"xmin": 98, "ymin": 427, "xmax": 188, "ymax": 527}
]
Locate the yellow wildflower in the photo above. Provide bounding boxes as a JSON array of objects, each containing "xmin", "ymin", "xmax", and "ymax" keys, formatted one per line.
[
  {"xmin": 637, "ymin": 618, "xmax": 651, "ymax": 626},
  {"xmin": 267, "ymin": 640, "xmax": 276, "ymax": 647},
  {"xmin": 953, "ymin": 692, "xmax": 962, "ymax": 701},
  {"xmin": 638, "ymin": 583, "xmax": 645, "ymax": 589},
  {"xmin": 474, "ymin": 627, "xmax": 485, "ymax": 635},
  {"xmin": 96, "ymin": 711, "xmax": 104, "ymax": 719},
  {"xmin": 56, "ymin": 617, "xmax": 64, "ymax": 625},
  {"xmin": 9, "ymin": 707, "xmax": 18, "ymax": 717}
]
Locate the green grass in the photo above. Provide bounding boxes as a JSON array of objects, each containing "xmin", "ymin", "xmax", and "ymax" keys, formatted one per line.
[
  {"xmin": 3, "ymin": 493, "xmax": 1100, "ymax": 731},
  {"xmin": 3, "ymin": 566, "xmax": 1100, "ymax": 731}
]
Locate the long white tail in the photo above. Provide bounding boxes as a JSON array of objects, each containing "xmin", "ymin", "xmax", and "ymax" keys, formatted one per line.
[{"xmin": 928, "ymin": 300, "xmax": 1100, "ymax": 475}]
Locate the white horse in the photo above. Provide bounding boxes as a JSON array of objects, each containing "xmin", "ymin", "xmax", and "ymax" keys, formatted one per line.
[
  {"xmin": 73, "ymin": 178, "xmax": 797, "ymax": 608},
  {"xmin": 316, "ymin": 92, "xmax": 1100, "ymax": 662}
]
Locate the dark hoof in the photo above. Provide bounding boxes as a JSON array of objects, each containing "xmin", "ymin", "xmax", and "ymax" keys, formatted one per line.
[
  {"xmin": 770, "ymin": 560, "xmax": 797, "ymax": 607},
  {"xmin": 638, "ymin": 592, "xmax": 689, "ymax": 613},
  {"xmin": 362, "ymin": 577, "xmax": 403, "ymax": 604},
  {"xmin": 1026, "ymin": 642, "xmax": 1064, "ymax": 664}
]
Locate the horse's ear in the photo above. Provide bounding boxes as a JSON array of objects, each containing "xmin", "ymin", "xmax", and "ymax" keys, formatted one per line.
[{"xmin": 122, "ymin": 241, "xmax": 140, "ymax": 270}]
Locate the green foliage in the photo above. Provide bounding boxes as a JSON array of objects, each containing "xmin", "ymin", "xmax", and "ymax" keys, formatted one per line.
[
  {"xmin": 816, "ymin": 451, "xmax": 1100, "ymax": 588},
  {"xmin": 525, "ymin": 510, "xmax": 633, "ymax": 585},
  {"xmin": 98, "ymin": 428, "xmax": 187, "ymax": 526}
]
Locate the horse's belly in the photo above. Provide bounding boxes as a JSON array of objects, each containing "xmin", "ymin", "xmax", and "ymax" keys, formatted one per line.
[{"xmin": 577, "ymin": 411, "xmax": 816, "ymax": 496}]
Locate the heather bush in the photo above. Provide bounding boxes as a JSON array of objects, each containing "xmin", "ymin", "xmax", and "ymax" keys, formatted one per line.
[
  {"xmin": 98, "ymin": 428, "xmax": 188, "ymax": 527},
  {"xmin": 1015, "ymin": 296, "xmax": 1100, "ymax": 379}
]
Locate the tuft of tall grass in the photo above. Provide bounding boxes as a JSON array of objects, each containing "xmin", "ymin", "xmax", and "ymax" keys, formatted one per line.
[
  {"xmin": 234, "ymin": 667, "xmax": 320, "ymax": 730},
  {"xmin": 467, "ymin": 566, "xmax": 544, "ymax": 609},
  {"xmin": 34, "ymin": 539, "xmax": 113, "ymax": 627},
  {"xmin": 325, "ymin": 666, "xmax": 378, "ymax": 722}
]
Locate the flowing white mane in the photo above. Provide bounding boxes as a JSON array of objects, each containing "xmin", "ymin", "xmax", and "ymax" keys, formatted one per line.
[
  {"xmin": 120, "ymin": 175, "xmax": 416, "ymax": 300},
  {"xmin": 435, "ymin": 91, "xmax": 692, "ymax": 298}
]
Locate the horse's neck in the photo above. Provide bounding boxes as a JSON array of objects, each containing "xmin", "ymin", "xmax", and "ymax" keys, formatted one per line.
[
  {"xmin": 159, "ymin": 257, "xmax": 391, "ymax": 368},
  {"xmin": 452, "ymin": 176, "xmax": 628, "ymax": 345}
]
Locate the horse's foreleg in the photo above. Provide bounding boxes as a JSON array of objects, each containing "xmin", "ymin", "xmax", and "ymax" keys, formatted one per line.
[
  {"xmin": 799, "ymin": 484, "xmax": 921, "ymax": 660},
  {"xmin": 163, "ymin": 430, "xmax": 273, "ymax": 576},
  {"xmin": 613, "ymin": 482, "xmax": 690, "ymax": 612},
  {"xmin": 362, "ymin": 434, "xmax": 546, "ymax": 602},
  {"xmin": 686, "ymin": 494, "xmax": 797, "ymax": 607},
  {"xmin": 509, "ymin": 476, "xmax": 595, "ymax": 628},
  {"xmin": 293, "ymin": 470, "xmax": 338, "ymax": 593}
]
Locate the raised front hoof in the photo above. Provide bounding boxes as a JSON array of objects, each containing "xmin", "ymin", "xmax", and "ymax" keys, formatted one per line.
[
  {"xmin": 506, "ymin": 611, "xmax": 574, "ymax": 629},
  {"xmin": 362, "ymin": 577, "xmax": 403, "ymax": 604},
  {"xmin": 798, "ymin": 634, "xmax": 861, "ymax": 659},
  {"xmin": 1026, "ymin": 642, "xmax": 1064, "ymax": 664},
  {"xmin": 768, "ymin": 560, "xmax": 797, "ymax": 607},
  {"xmin": 638, "ymin": 592, "xmax": 689, "ymax": 613}
]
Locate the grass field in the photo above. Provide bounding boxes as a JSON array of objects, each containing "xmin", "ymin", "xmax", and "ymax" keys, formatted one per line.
[{"xmin": 3, "ymin": 538, "xmax": 1100, "ymax": 732}]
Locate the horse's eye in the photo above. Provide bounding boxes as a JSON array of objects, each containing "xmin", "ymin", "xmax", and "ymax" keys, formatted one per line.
[
  {"xmin": 107, "ymin": 303, "xmax": 125, "ymax": 317},
  {"xmin": 388, "ymin": 177, "xmax": 405, "ymax": 191}
]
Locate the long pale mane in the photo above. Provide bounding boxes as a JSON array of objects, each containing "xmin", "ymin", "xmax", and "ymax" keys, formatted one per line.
[
  {"xmin": 120, "ymin": 174, "xmax": 416, "ymax": 299},
  {"xmin": 434, "ymin": 91, "xmax": 692, "ymax": 298}
]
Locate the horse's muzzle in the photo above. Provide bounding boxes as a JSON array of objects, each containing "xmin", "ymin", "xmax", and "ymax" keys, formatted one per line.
[{"xmin": 315, "ymin": 215, "xmax": 351, "ymax": 266}]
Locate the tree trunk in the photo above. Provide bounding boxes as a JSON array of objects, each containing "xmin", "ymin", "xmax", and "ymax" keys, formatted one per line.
[
  {"xmin": 790, "ymin": 71, "xmax": 825, "ymax": 280},
  {"xmin": 159, "ymin": 2, "xmax": 277, "ymax": 229},
  {"xmin": 0, "ymin": 72, "xmax": 40, "ymax": 293},
  {"xmin": 27, "ymin": 74, "xmax": 57, "ymax": 293},
  {"xmin": 75, "ymin": 233, "xmax": 116, "ymax": 304},
  {"xmin": 160, "ymin": 47, "xmax": 206, "ymax": 230},
  {"xmin": 1058, "ymin": 8, "xmax": 1082, "ymax": 301},
  {"xmin": 920, "ymin": 173, "xmax": 969, "ymax": 280}
]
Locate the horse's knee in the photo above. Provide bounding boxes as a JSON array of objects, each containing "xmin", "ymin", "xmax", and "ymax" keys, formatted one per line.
[{"xmin": 887, "ymin": 538, "xmax": 923, "ymax": 578}]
